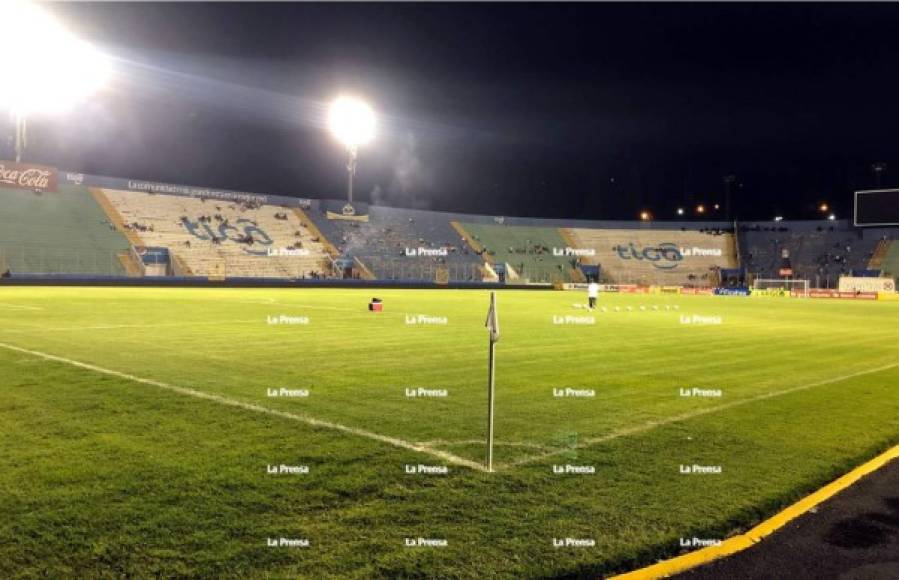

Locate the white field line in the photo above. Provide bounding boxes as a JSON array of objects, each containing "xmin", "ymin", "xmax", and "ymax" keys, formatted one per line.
[
  {"xmin": 0, "ymin": 341, "xmax": 487, "ymax": 472},
  {"xmin": 419, "ymin": 439, "xmax": 550, "ymax": 450},
  {"xmin": 511, "ymin": 361, "xmax": 899, "ymax": 468},
  {"xmin": 0, "ymin": 303, "xmax": 44, "ymax": 311},
  {"xmin": 0, "ymin": 319, "xmax": 264, "ymax": 333}
]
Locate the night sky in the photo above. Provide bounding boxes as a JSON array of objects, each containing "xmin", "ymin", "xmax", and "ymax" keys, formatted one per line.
[{"xmin": 14, "ymin": 2, "xmax": 899, "ymax": 221}]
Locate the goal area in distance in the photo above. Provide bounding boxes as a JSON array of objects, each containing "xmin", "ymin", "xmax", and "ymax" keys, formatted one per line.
[{"xmin": 752, "ymin": 278, "xmax": 810, "ymax": 297}]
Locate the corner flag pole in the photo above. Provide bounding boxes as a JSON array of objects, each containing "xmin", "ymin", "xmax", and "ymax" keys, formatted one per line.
[{"xmin": 485, "ymin": 291, "xmax": 500, "ymax": 472}]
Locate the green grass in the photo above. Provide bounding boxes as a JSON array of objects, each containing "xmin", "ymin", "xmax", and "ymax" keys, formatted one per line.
[{"xmin": 0, "ymin": 287, "xmax": 897, "ymax": 578}]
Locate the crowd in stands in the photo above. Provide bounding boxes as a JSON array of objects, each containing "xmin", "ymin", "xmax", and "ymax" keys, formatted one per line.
[{"xmin": 124, "ymin": 221, "xmax": 154, "ymax": 233}]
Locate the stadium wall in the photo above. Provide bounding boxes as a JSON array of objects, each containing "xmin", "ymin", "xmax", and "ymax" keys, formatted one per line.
[{"xmin": 0, "ymin": 273, "xmax": 549, "ymax": 290}]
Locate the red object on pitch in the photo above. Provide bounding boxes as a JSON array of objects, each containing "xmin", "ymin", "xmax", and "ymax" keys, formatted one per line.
[{"xmin": 369, "ymin": 298, "xmax": 383, "ymax": 312}]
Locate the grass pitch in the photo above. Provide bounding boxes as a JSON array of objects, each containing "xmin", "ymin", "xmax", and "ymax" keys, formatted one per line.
[{"xmin": 1, "ymin": 286, "xmax": 897, "ymax": 578}]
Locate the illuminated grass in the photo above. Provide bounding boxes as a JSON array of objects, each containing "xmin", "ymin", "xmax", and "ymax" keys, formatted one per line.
[{"xmin": 0, "ymin": 287, "xmax": 897, "ymax": 578}]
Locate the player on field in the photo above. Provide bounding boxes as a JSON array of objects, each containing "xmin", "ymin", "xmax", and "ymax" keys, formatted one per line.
[{"xmin": 587, "ymin": 278, "xmax": 599, "ymax": 310}]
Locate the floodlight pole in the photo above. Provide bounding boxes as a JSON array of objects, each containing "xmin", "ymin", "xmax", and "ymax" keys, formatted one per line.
[
  {"xmin": 14, "ymin": 112, "xmax": 26, "ymax": 163},
  {"xmin": 346, "ymin": 145, "xmax": 358, "ymax": 204}
]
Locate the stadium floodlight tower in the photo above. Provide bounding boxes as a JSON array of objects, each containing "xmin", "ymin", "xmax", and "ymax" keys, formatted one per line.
[
  {"xmin": 328, "ymin": 96, "xmax": 375, "ymax": 215},
  {"xmin": 0, "ymin": 1, "xmax": 109, "ymax": 163}
]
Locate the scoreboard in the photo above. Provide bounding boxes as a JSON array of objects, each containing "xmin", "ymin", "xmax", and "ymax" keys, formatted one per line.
[{"xmin": 854, "ymin": 189, "xmax": 899, "ymax": 226}]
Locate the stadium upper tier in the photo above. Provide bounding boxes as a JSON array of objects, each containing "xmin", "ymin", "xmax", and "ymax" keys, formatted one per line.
[
  {"xmin": 0, "ymin": 184, "xmax": 131, "ymax": 276},
  {"xmin": 100, "ymin": 189, "xmax": 331, "ymax": 278}
]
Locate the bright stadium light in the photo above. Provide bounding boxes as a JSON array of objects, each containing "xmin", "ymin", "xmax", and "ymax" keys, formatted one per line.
[
  {"xmin": 676, "ymin": 207, "xmax": 685, "ymax": 216},
  {"xmin": 0, "ymin": 1, "xmax": 110, "ymax": 161},
  {"xmin": 696, "ymin": 204, "xmax": 706, "ymax": 214},
  {"xmin": 329, "ymin": 97, "xmax": 375, "ymax": 148},
  {"xmin": 639, "ymin": 210, "xmax": 652, "ymax": 221},
  {"xmin": 328, "ymin": 96, "xmax": 375, "ymax": 206},
  {"xmin": 828, "ymin": 213, "xmax": 836, "ymax": 221},
  {"xmin": 819, "ymin": 202, "xmax": 829, "ymax": 212},
  {"xmin": 774, "ymin": 216, "xmax": 784, "ymax": 222}
]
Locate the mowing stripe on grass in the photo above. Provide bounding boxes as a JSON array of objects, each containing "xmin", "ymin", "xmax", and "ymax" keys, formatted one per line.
[
  {"xmin": 0, "ymin": 341, "xmax": 488, "ymax": 472},
  {"xmin": 512, "ymin": 361, "xmax": 899, "ymax": 467}
]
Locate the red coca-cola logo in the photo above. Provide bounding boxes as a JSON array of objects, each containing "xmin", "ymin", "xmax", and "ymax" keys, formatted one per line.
[{"xmin": 0, "ymin": 161, "xmax": 58, "ymax": 192}]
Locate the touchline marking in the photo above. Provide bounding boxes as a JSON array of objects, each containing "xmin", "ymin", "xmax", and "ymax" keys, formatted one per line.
[
  {"xmin": 0, "ymin": 303, "xmax": 44, "ymax": 311},
  {"xmin": 0, "ymin": 319, "xmax": 262, "ymax": 333},
  {"xmin": 511, "ymin": 361, "xmax": 899, "ymax": 468},
  {"xmin": 0, "ymin": 342, "xmax": 487, "ymax": 472}
]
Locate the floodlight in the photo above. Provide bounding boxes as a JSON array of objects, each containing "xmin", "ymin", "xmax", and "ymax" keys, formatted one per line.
[
  {"xmin": 0, "ymin": 1, "xmax": 109, "ymax": 116},
  {"xmin": 819, "ymin": 203, "xmax": 829, "ymax": 212},
  {"xmin": 328, "ymin": 96, "xmax": 375, "ymax": 206},
  {"xmin": 828, "ymin": 213, "xmax": 836, "ymax": 221},
  {"xmin": 676, "ymin": 207, "xmax": 685, "ymax": 216},
  {"xmin": 0, "ymin": 1, "xmax": 109, "ymax": 162},
  {"xmin": 639, "ymin": 210, "xmax": 651, "ymax": 221},
  {"xmin": 328, "ymin": 96, "xmax": 375, "ymax": 148},
  {"xmin": 774, "ymin": 216, "xmax": 784, "ymax": 222},
  {"xmin": 696, "ymin": 204, "xmax": 706, "ymax": 214}
]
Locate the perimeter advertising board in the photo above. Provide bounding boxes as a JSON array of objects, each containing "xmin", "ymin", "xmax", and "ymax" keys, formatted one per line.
[
  {"xmin": 0, "ymin": 160, "xmax": 58, "ymax": 193},
  {"xmin": 838, "ymin": 277, "xmax": 896, "ymax": 293}
]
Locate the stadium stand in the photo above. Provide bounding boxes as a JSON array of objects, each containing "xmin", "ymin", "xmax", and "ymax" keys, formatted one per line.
[
  {"xmin": 564, "ymin": 227, "xmax": 737, "ymax": 286},
  {"xmin": 2, "ymin": 167, "xmax": 895, "ymax": 287},
  {"xmin": 0, "ymin": 184, "xmax": 132, "ymax": 275},
  {"xmin": 878, "ymin": 240, "xmax": 899, "ymax": 281},
  {"xmin": 739, "ymin": 221, "xmax": 882, "ymax": 288},
  {"xmin": 100, "ymin": 188, "xmax": 332, "ymax": 278},
  {"xmin": 455, "ymin": 222, "xmax": 581, "ymax": 283},
  {"xmin": 308, "ymin": 201, "xmax": 484, "ymax": 282}
]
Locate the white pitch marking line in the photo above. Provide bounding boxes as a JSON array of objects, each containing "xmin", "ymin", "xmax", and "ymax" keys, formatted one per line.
[
  {"xmin": 0, "ymin": 341, "xmax": 487, "ymax": 472},
  {"xmin": 511, "ymin": 361, "xmax": 899, "ymax": 468},
  {"xmin": 0, "ymin": 303, "xmax": 44, "ymax": 311},
  {"xmin": 419, "ymin": 439, "xmax": 550, "ymax": 450},
  {"xmin": 0, "ymin": 319, "xmax": 263, "ymax": 333}
]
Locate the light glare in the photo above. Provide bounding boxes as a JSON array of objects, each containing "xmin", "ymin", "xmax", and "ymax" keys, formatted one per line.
[
  {"xmin": 0, "ymin": 1, "xmax": 110, "ymax": 115},
  {"xmin": 329, "ymin": 96, "xmax": 375, "ymax": 148}
]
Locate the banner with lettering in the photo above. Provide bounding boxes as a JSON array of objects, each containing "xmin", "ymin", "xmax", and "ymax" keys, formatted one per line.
[{"xmin": 0, "ymin": 161, "xmax": 58, "ymax": 192}]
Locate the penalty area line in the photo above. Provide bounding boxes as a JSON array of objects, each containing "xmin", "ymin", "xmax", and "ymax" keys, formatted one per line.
[
  {"xmin": 512, "ymin": 361, "xmax": 899, "ymax": 468},
  {"xmin": 0, "ymin": 341, "xmax": 487, "ymax": 473}
]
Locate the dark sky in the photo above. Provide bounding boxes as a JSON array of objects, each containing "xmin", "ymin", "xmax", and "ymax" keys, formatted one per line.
[{"xmin": 14, "ymin": 2, "xmax": 899, "ymax": 221}]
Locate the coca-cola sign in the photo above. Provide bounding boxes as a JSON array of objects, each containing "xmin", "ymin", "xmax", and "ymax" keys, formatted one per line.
[{"xmin": 0, "ymin": 161, "xmax": 58, "ymax": 192}]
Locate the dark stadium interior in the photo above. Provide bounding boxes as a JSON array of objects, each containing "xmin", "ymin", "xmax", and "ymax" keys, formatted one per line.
[{"xmin": 20, "ymin": 2, "xmax": 899, "ymax": 221}]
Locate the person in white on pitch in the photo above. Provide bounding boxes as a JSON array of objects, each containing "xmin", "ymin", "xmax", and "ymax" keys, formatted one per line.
[{"xmin": 587, "ymin": 279, "xmax": 599, "ymax": 310}]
